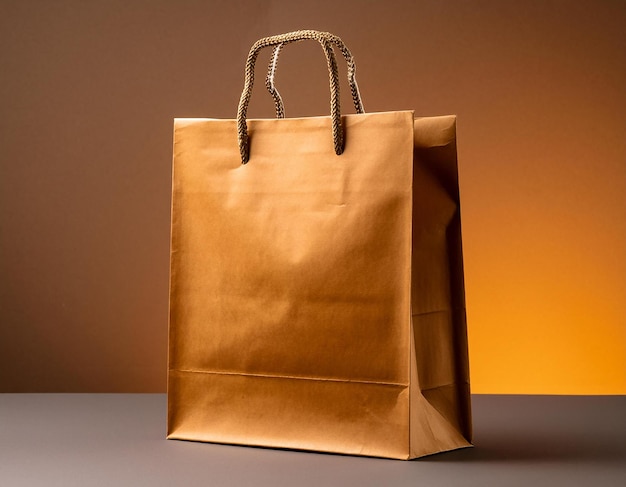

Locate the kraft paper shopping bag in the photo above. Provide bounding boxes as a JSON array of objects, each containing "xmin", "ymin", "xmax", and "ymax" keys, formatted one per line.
[{"xmin": 167, "ymin": 30, "xmax": 472, "ymax": 459}]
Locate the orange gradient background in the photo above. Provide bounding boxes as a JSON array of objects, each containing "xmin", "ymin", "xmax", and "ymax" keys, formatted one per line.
[{"xmin": 1, "ymin": 0, "xmax": 624, "ymax": 394}]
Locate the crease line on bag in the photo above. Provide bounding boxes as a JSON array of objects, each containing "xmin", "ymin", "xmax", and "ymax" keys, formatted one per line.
[
  {"xmin": 172, "ymin": 368, "xmax": 408, "ymax": 387},
  {"xmin": 411, "ymin": 307, "xmax": 464, "ymax": 318},
  {"xmin": 420, "ymin": 381, "xmax": 469, "ymax": 393}
]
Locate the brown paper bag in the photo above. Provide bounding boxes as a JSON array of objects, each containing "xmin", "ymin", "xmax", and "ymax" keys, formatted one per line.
[{"xmin": 167, "ymin": 30, "xmax": 472, "ymax": 459}]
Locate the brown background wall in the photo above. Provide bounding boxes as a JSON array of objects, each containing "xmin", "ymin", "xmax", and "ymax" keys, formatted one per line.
[{"xmin": 1, "ymin": 0, "xmax": 624, "ymax": 393}]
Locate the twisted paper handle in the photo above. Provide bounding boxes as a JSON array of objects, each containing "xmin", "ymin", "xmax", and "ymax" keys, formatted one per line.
[
  {"xmin": 265, "ymin": 33, "xmax": 364, "ymax": 119},
  {"xmin": 237, "ymin": 30, "xmax": 363, "ymax": 164}
]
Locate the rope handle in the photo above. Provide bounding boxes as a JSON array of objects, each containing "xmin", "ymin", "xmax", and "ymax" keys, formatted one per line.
[
  {"xmin": 265, "ymin": 34, "xmax": 365, "ymax": 119},
  {"xmin": 237, "ymin": 30, "xmax": 362, "ymax": 164}
]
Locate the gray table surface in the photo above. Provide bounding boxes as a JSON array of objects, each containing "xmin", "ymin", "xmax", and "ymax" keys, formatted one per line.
[{"xmin": 1, "ymin": 394, "xmax": 624, "ymax": 486}]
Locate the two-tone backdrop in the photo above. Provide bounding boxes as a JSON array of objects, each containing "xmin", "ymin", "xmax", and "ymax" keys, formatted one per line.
[{"xmin": 1, "ymin": 0, "xmax": 624, "ymax": 394}]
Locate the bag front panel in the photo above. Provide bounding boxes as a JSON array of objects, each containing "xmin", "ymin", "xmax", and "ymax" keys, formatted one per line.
[{"xmin": 168, "ymin": 111, "xmax": 415, "ymax": 386}]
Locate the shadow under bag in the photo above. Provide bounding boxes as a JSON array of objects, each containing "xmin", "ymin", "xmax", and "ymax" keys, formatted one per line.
[{"xmin": 167, "ymin": 30, "xmax": 472, "ymax": 459}]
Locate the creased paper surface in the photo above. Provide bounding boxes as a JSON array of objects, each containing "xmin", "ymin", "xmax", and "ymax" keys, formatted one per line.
[{"xmin": 167, "ymin": 111, "xmax": 471, "ymax": 459}]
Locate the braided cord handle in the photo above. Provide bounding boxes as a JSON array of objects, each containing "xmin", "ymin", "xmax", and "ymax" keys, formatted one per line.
[
  {"xmin": 265, "ymin": 43, "xmax": 286, "ymax": 119},
  {"xmin": 238, "ymin": 30, "xmax": 345, "ymax": 164},
  {"xmin": 265, "ymin": 33, "xmax": 364, "ymax": 119}
]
